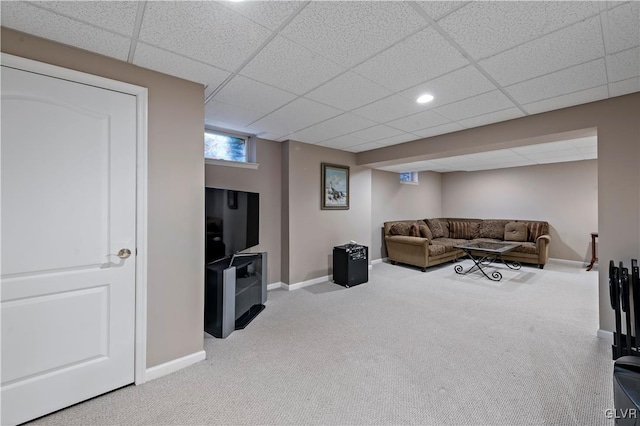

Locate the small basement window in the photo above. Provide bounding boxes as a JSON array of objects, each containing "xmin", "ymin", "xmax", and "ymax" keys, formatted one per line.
[
  {"xmin": 400, "ymin": 172, "xmax": 418, "ymax": 185},
  {"xmin": 205, "ymin": 128, "xmax": 258, "ymax": 169}
]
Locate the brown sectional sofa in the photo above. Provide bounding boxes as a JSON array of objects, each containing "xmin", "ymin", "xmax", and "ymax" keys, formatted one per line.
[{"xmin": 384, "ymin": 218, "xmax": 551, "ymax": 271}]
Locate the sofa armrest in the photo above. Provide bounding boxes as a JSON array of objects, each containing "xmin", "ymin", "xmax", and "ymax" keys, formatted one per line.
[
  {"xmin": 536, "ymin": 234, "xmax": 551, "ymax": 265},
  {"xmin": 385, "ymin": 235, "xmax": 430, "ymax": 246}
]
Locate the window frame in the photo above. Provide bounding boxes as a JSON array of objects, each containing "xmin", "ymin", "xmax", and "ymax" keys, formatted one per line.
[
  {"xmin": 399, "ymin": 172, "xmax": 419, "ymax": 185},
  {"xmin": 204, "ymin": 127, "xmax": 258, "ymax": 169}
]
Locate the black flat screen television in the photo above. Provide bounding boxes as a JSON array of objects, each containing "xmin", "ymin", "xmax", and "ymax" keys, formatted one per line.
[{"xmin": 205, "ymin": 187, "xmax": 259, "ymax": 263}]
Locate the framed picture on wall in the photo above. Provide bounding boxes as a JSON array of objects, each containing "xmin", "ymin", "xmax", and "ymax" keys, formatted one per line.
[{"xmin": 321, "ymin": 163, "xmax": 349, "ymax": 210}]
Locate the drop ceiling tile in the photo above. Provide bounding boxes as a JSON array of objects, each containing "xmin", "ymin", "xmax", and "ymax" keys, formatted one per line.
[
  {"xmin": 349, "ymin": 125, "xmax": 404, "ymax": 142},
  {"xmin": 514, "ymin": 142, "xmax": 576, "ymax": 155},
  {"xmin": 477, "ymin": 160, "xmax": 534, "ymax": 170},
  {"xmin": 507, "ymin": 59, "xmax": 608, "ymax": 105},
  {"xmin": 205, "ymin": 101, "xmax": 266, "ymax": 130},
  {"xmin": 280, "ymin": 1, "xmax": 426, "ymax": 68},
  {"xmin": 240, "ymin": 36, "xmax": 345, "ymax": 95},
  {"xmin": 609, "ymin": 77, "xmax": 640, "ymax": 97},
  {"xmin": 535, "ymin": 156, "xmax": 586, "ymax": 165},
  {"xmin": 351, "ymin": 95, "xmax": 427, "ymax": 123},
  {"xmin": 579, "ymin": 147, "xmax": 598, "ymax": 156},
  {"xmin": 218, "ymin": 1, "xmax": 302, "ymax": 31},
  {"xmin": 400, "ymin": 66, "xmax": 497, "ymax": 108},
  {"xmin": 134, "ymin": 43, "xmax": 230, "ymax": 87},
  {"xmin": 458, "ymin": 107, "xmax": 525, "ymax": 129},
  {"xmin": 344, "ymin": 142, "xmax": 385, "ymax": 153},
  {"xmin": 247, "ymin": 98, "xmax": 342, "ymax": 136},
  {"xmin": 31, "ymin": 1, "xmax": 138, "ymax": 36},
  {"xmin": 1, "ymin": 2, "xmax": 131, "ymax": 61},
  {"xmin": 438, "ymin": 2, "xmax": 600, "ymax": 60},
  {"xmin": 212, "ymin": 76, "xmax": 297, "ymax": 116},
  {"xmin": 375, "ymin": 133, "xmax": 420, "ymax": 147},
  {"xmin": 572, "ymin": 136, "xmax": 598, "ymax": 150},
  {"xmin": 139, "ymin": 1, "xmax": 271, "ymax": 71},
  {"xmin": 412, "ymin": 123, "xmax": 465, "ymax": 139},
  {"xmin": 607, "ymin": 2, "xmax": 640, "ymax": 53},
  {"xmin": 320, "ymin": 135, "xmax": 369, "ymax": 149},
  {"xmin": 607, "ymin": 47, "xmax": 640, "ymax": 82},
  {"xmin": 257, "ymin": 133, "xmax": 285, "ymax": 141},
  {"xmin": 523, "ymin": 149, "xmax": 579, "ymax": 160},
  {"xmin": 523, "ymin": 85, "xmax": 610, "ymax": 115},
  {"xmin": 569, "ymin": 136, "xmax": 598, "ymax": 149},
  {"xmin": 283, "ymin": 113, "xmax": 377, "ymax": 144},
  {"xmin": 480, "ymin": 17, "xmax": 605, "ymax": 86},
  {"xmin": 414, "ymin": 1, "xmax": 468, "ymax": 20},
  {"xmin": 353, "ymin": 27, "xmax": 469, "ymax": 92},
  {"xmin": 433, "ymin": 91, "xmax": 516, "ymax": 121},
  {"xmin": 305, "ymin": 72, "xmax": 393, "ymax": 111},
  {"xmin": 386, "ymin": 110, "xmax": 451, "ymax": 133}
]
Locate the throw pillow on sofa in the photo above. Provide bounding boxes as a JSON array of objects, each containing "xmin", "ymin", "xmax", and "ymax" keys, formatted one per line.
[
  {"xmin": 419, "ymin": 223, "xmax": 432, "ymax": 240},
  {"xmin": 524, "ymin": 222, "xmax": 547, "ymax": 242},
  {"xmin": 410, "ymin": 222, "xmax": 421, "ymax": 237},
  {"xmin": 478, "ymin": 220, "xmax": 508, "ymax": 239},
  {"xmin": 389, "ymin": 222, "xmax": 411, "ymax": 236},
  {"xmin": 504, "ymin": 221, "xmax": 528, "ymax": 242},
  {"xmin": 449, "ymin": 221, "xmax": 470, "ymax": 239},
  {"xmin": 426, "ymin": 219, "xmax": 446, "ymax": 238}
]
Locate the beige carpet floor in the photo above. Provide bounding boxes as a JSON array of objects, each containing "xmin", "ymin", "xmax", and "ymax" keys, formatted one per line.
[{"xmin": 28, "ymin": 260, "xmax": 613, "ymax": 425}]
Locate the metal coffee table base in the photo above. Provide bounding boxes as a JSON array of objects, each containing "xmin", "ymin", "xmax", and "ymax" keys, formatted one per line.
[{"xmin": 455, "ymin": 252, "xmax": 521, "ymax": 281}]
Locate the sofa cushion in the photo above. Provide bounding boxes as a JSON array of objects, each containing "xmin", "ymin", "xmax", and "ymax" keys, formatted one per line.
[
  {"xmin": 428, "ymin": 244, "xmax": 446, "ymax": 256},
  {"xmin": 478, "ymin": 220, "xmax": 508, "ymax": 239},
  {"xmin": 389, "ymin": 222, "xmax": 411, "ymax": 236},
  {"xmin": 431, "ymin": 238, "xmax": 467, "ymax": 252},
  {"xmin": 409, "ymin": 222, "xmax": 421, "ymax": 237},
  {"xmin": 449, "ymin": 221, "xmax": 470, "ymax": 239},
  {"xmin": 524, "ymin": 221, "xmax": 548, "ymax": 242},
  {"xmin": 511, "ymin": 242, "xmax": 537, "ymax": 254},
  {"xmin": 472, "ymin": 238, "xmax": 502, "ymax": 243},
  {"xmin": 468, "ymin": 221, "xmax": 482, "ymax": 239},
  {"xmin": 427, "ymin": 219, "xmax": 446, "ymax": 238},
  {"xmin": 419, "ymin": 223, "xmax": 432, "ymax": 240},
  {"xmin": 504, "ymin": 221, "xmax": 528, "ymax": 242}
]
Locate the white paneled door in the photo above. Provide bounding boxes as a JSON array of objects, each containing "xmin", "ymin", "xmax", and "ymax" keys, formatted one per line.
[{"xmin": 1, "ymin": 66, "xmax": 137, "ymax": 425}]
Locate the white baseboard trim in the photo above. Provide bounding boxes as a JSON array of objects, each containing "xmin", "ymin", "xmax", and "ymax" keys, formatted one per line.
[
  {"xmin": 283, "ymin": 274, "xmax": 333, "ymax": 291},
  {"xmin": 267, "ymin": 282, "xmax": 283, "ymax": 290},
  {"xmin": 548, "ymin": 258, "xmax": 586, "ymax": 267},
  {"xmin": 371, "ymin": 258, "xmax": 388, "ymax": 265},
  {"xmin": 597, "ymin": 329, "xmax": 613, "ymax": 344},
  {"xmin": 144, "ymin": 350, "xmax": 206, "ymax": 382}
]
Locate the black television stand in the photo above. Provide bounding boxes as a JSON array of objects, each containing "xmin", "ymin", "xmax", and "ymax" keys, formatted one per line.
[
  {"xmin": 204, "ymin": 252, "xmax": 267, "ymax": 338},
  {"xmin": 235, "ymin": 304, "xmax": 265, "ymax": 329}
]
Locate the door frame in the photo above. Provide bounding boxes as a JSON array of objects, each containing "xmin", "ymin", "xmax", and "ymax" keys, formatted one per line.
[{"xmin": 1, "ymin": 53, "xmax": 149, "ymax": 385}]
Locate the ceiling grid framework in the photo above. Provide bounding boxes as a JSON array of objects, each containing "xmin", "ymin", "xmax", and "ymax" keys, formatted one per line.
[{"xmin": 3, "ymin": 0, "xmax": 638, "ymax": 169}]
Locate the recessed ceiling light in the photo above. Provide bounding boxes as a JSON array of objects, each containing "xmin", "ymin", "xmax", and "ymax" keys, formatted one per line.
[{"xmin": 416, "ymin": 94, "xmax": 434, "ymax": 104}]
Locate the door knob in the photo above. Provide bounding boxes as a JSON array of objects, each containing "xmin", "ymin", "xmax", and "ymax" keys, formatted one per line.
[{"xmin": 116, "ymin": 248, "xmax": 132, "ymax": 259}]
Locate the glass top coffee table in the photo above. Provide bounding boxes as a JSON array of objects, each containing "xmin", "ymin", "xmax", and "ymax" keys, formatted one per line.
[{"xmin": 453, "ymin": 241, "xmax": 522, "ymax": 281}]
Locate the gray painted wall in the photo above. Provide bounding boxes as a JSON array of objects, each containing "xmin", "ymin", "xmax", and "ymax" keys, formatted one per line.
[
  {"xmin": 284, "ymin": 141, "xmax": 372, "ymax": 284},
  {"xmin": 205, "ymin": 138, "xmax": 282, "ymax": 285},
  {"xmin": 370, "ymin": 170, "xmax": 441, "ymax": 260},
  {"xmin": 441, "ymin": 160, "xmax": 598, "ymax": 262}
]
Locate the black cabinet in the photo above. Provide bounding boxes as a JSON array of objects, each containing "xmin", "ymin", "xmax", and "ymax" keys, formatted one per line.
[
  {"xmin": 204, "ymin": 252, "xmax": 267, "ymax": 338},
  {"xmin": 333, "ymin": 244, "xmax": 368, "ymax": 287}
]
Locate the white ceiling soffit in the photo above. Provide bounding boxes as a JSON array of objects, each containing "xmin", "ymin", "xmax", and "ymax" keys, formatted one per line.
[
  {"xmin": 375, "ymin": 136, "xmax": 598, "ymax": 173},
  {"xmin": 2, "ymin": 1, "xmax": 638, "ymax": 151}
]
